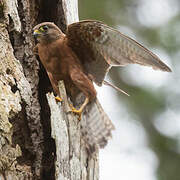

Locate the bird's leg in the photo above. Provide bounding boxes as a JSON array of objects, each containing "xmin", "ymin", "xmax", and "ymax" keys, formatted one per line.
[
  {"xmin": 46, "ymin": 72, "xmax": 63, "ymax": 102},
  {"xmin": 70, "ymin": 97, "xmax": 89, "ymax": 120},
  {"xmin": 69, "ymin": 67, "xmax": 96, "ymax": 120}
]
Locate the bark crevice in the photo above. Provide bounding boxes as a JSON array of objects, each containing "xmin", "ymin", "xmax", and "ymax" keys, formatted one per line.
[
  {"xmin": 38, "ymin": 0, "xmax": 66, "ymax": 32},
  {"xmin": 38, "ymin": 63, "xmax": 56, "ymax": 180},
  {"xmin": 9, "ymin": 103, "xmax": 35, "ymax": 167}
]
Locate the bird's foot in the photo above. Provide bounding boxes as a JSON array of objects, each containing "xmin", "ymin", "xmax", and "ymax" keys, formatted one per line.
[
  {"xmin": 55, "ymin": 96, "xmax": 63, "ymax": 102},
  {"xmin": 69, "ymin": 104, "xmax": 82, "ymax": 121},
  {"xmin": 69, "ymin": 98, "xmax": 89, "ymax": 121}
]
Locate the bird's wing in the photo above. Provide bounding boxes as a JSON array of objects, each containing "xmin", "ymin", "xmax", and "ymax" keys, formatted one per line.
[{"xmin": 67, "ymin": 20, "xmax": 171, "ymax": 86}]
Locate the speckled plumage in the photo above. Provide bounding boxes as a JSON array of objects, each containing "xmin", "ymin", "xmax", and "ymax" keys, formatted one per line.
[
  {"xmin": 33, "ymin": 20, "xmax": 171, "ymax": 150},
  {"xmin": 67, "ymin": 20, "xmax": 171, "ymax": 86}
]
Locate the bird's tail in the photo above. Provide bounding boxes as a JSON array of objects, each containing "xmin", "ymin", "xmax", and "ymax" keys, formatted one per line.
[{"xmin": 81, "ymin": 98, "xmax": 115, "ymax": 153}]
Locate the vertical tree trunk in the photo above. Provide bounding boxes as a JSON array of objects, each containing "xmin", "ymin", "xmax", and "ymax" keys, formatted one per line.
[
  {"xmin": 46, "ymin": 81, "xmax": 99, "ymax": 180},
  {"xmin": 0, "ymin": 0, "xmax": 99, "ymax": 179}
]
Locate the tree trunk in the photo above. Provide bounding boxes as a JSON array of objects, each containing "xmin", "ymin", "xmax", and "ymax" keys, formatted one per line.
[{"xmin": 0, "ymin": 0, "xmax": 99, "ymax": 179}]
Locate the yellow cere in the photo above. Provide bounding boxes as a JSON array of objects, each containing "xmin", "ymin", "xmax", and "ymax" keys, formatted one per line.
[{"xmin": 39, "ymin": 26, "xmax": 45, "ymax": 32}]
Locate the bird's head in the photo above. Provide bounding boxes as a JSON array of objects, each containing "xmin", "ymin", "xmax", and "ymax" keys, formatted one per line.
[{"xmin": 33, "ymin": 22, "xmax": 63, "ymax": 43}]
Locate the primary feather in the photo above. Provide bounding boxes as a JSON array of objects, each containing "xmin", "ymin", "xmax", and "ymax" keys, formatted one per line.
[{"xmin": 67, "ymin": 20, "xmax": 171, "ymax": 86}]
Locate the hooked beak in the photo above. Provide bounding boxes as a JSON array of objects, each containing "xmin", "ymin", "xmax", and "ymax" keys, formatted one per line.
[{"xmin": 33, "ymin": 29, "xmax": 41, "ymax": 38}]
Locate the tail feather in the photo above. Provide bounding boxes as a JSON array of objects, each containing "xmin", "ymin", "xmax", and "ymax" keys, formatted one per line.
[{"xmin": 81, "ymin": 98, "xmax": 115, "ymax": 152}]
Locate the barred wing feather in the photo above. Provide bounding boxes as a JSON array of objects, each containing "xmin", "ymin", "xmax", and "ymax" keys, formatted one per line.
[{"xmin": 67, "ymin": 20, "xmax": 171, "ymax": 86}]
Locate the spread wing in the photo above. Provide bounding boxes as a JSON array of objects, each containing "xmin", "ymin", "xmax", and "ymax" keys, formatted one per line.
[{"xmin": 67, "ymin": 20, "xmax": 171, "ymax": 86}]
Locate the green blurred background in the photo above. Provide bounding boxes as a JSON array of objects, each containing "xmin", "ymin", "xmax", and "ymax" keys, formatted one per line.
[{"xmin": 79, "ymin": 0, "xmax": 180, "ymax": 180}]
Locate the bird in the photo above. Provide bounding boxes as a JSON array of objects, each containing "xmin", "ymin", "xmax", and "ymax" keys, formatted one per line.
[{"xmin": 33, "ymin": 20, "xmax": 171, "ymax": 150}]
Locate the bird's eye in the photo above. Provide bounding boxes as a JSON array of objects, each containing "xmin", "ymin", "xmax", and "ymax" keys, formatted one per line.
[
  {"xmin": 39, "ymin": 25, "xmax": 48, "ymax": 32},
  {"xmin": 43, "ymin": 25, "xmax": 48, "ymax": 31}
]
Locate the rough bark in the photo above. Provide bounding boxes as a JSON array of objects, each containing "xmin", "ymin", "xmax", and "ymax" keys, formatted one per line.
[
  {"xmin": 47, "ymin": 81, "xmax": 99, "ymax": 180},
  {"xmin": 0, "ymin": 0, "xmax": 99, "ymax": 179}
]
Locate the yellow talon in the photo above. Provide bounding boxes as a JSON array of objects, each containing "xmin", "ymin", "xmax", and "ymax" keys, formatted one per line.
[
  {"xmin": 69, "ymin": 104, "xmax": 82, "ymax": 120},
  {"xmin": 69, "ymin": 97, "xmax": 89, "ymax": 121},
  {"xmin": 55, "ymin": 96, "xmax": 63, "ymax": 102}
]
